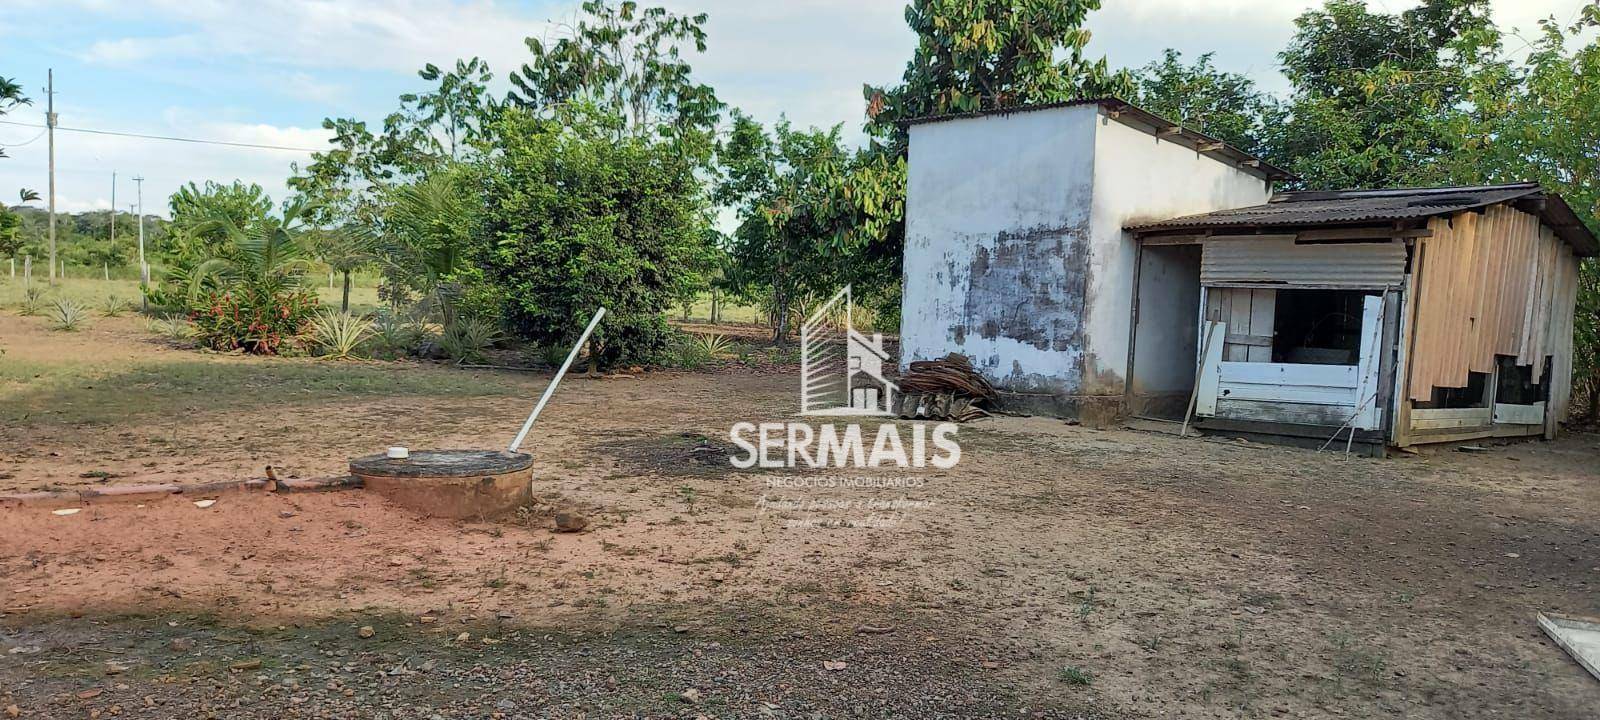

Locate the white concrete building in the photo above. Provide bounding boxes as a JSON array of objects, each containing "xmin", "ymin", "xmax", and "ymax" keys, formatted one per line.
[{"xmin": 900, "ymin": 99, "xmax": 1291, "ymax": 423}]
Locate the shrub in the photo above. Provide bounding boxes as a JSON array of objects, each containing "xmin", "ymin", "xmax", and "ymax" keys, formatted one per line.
[
  {"xmin": 190, "ymin": 286, "xmax": 318, "ymax": 354},
  {"xmin": 100, "ymin": 294, "xmax": 131, "ymax": 317},
  {"xmin": 49, "ymin": 299, "xmax": 89, "ymax": 332},
  {"xmin": 149, "ymin": 315, "xmax": 193, "ymax": 342},
  {"xmin": 18, "ymin": 286, "xmax": 47, "ymax": 316},
  {"xmin": 308, "ymin": 310, "xmax": 374, "ymax": 360},
  {"xmin": 440, "ymin": 315, "xmax": 501, "ymax": 364},
  {"xmin": 370, "ymin": 311, "xmax": 431, "ymax": 359}
]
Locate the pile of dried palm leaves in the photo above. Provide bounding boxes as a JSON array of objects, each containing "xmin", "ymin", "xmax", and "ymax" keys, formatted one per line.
[{"xmin": 893, "ymin": 353, "xmax": 997, "ymax": 422}]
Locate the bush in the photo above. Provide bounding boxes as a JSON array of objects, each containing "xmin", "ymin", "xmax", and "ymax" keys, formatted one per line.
[
  {"xmin": 190, "ymin": 286, "xmax": 319, "ymax": 354},
  {"xmin": 18, "ymin": 286, "xmax": 47, "ymax": 316},
  {"xmin": 100, "ymin": 294, "xmax": 131, "ymax": 317},
  {"xmin": 148, "ymin": 314, "xmax": 193, "ymax": 343},
  {"xmin": 307, "ymin": 310, "xmax": 374, "ymax": 360},
  {"xmin": 439, "ymin": 315, "xmax": 501, "ymax": 364},
  {"xmin": 370, "ymin": 310, "xmax": 431, "ymax": 359}
]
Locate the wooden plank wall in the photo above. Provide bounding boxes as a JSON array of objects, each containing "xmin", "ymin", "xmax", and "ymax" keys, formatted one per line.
[
  {"xmin": 1204, "ymin": 287, "xmax": 1275, "ymax": 362},
  {"xmin": 1405, "ymin": 204, "xmax": 1581, "ymax": 403}
]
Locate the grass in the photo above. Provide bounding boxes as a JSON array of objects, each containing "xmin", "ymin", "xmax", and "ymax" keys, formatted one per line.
[
  {"xmin": 0, "ymin": 357, "xmax": 519, "ymax": 426},
  {"xmin": 0, "ymin": 275, "xmax": 385, "ymax": 315},
  {"xmin": 1059, "ymin": 665, "xmax": 1094, "ymax": 686}
]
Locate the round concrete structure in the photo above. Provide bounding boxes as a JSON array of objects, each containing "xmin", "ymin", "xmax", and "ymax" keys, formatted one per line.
[{"xmin": 350, "ymin": 450, "xmax": 533, "ymax": 519}]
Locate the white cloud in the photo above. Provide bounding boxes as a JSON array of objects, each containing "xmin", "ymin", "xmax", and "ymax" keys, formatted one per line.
[{"xmin": 0, "ymin": 110, "xmax": 330, "ymax": 217}]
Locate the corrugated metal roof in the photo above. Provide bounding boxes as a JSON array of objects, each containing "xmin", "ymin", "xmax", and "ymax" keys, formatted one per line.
[
  {"xmin": 900, "ymin": 97, "xmax": 1296, "ymax": 182},
  {"xmin": 1128, "ymin": 183, "xmax": 1599, "ymax": 256}
]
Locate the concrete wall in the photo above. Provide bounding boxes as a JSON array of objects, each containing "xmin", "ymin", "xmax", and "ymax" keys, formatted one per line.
[
  {"xmin": 901, "ymin": 103, "xmax": 1271, "ymax": 421},
  {"xmin": 1083, "ymin": 115, "xmax": 1273, "ymax": 418},
  {"xmin": 901, "ymin": 106, "xmax": 1099, "ymax": 400}
]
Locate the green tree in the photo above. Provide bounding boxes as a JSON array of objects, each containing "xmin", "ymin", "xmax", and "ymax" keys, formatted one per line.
[
  {"xmin": 507, "ymin": 0, "xmax": 723, "ymax": 159},
  {"xmin": 480, "ymin": 105, "xmax": 714, "ymax": 366},
  {"xmin": 378, "ymin": 167, "xmax": 485, "ymax": 312},
  {"xmin": 0, "ymin": 75, "xmax": 28, "ymax": 160},
  {"xmin": 1266, "ymin": 0, "xmax": 1494, "ymax": 188},
  {"xmin": 716, "ymin": 114, "xmax": 872, "ymax": 341},
  {"xmin": 1134, "ymin": 49, "xmax": 1278, "ymax": 155}
]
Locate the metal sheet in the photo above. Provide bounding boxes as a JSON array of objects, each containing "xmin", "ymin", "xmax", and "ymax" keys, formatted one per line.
[{"xmin": 1201, "ymin": 237, "xmax": 1406, "ymax": 288}]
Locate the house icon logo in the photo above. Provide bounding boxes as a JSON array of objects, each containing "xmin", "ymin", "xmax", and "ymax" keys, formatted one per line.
[{"xmin": 800, "ymin": 285, "xmax": 896, "ymax": 416}]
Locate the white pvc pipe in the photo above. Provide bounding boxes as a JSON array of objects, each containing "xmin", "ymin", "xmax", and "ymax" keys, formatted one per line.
[{"xmin": 507, "ymin": 307, "xmax": 606, "ymax": 453}]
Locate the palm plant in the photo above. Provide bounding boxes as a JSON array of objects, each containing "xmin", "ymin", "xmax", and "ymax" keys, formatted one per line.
[
  {"xmin": 380, "ymin": 171, "xmax": 477, "ymax": 309},
  {"xmin": 308, "ymin": 310, "xmax": 374, "ymax": 359},
  {"xmin": 186, "ymin": 197, "xmax": 321, "ymax": 301}
]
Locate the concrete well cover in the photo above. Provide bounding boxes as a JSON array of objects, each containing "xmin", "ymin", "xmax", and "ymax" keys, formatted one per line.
[{"xmin": 349, "ymin": 450, "xmax": 533, "ymax": 478}]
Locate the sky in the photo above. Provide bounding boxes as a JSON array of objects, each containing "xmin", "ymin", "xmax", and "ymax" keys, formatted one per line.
[{"xmin": 0, "ymin": 0, "xmax": 1591, "ymax": 218}]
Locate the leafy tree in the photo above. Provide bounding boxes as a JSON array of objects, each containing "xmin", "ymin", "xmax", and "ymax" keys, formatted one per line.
[
  {"xmin": 480, "ymin": 105, "xmax": 715, "ymax": 367},
  {"xmin": 716, "ymin": 114, "xmax": 876, "ymax": 341},
  {"xmin": 311, "ymin": 226, "xmax": 375, "ymax": 313},
  {"xmin": 1135, "ymin": 50, "xmax": 1278, "ymax": 155},
  {"xmin": 507, "ymin": 0, "xmax": 723, "ymax": 159},
  {"xmin": 1266, "ymin": 0, "xmax": 1494, "ymax": 188},
  {"xmin": 864, "ymin": 0, "xmax": 1133, "ymax": 134},
  {"xmin": 291, "ymin": 58, "xmax": 499, "ymax": 226}
]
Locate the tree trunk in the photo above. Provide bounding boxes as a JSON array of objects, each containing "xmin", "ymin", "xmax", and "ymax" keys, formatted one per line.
[
  {"xmin": 772, "ymin": 289, "xmax": 790, "ymax": 345},
  {"xmin": 710, "ymin": 288, "xmax": 720, "ymax": 324},
  {"xmin": 341, "ymin": 271, "xmax": 352, "ymax": 313}
]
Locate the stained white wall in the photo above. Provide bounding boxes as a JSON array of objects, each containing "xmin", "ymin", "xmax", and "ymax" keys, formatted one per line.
[
  {"xmin": 1084, "ymin": 116, "xmax": 1272, "ymax": 396},
  {"xmin": 900, "ymin": 103, "xmax": 1272, "ymax": 415},
  {"xmin": 900, "ymin": 106, "xmax": 1098, "ymax": 394}
]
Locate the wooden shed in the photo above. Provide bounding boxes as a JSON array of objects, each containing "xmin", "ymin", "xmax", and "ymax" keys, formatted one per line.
[{"xmin": 1125, "ymin": 183, "xmax": 1596, "ymax": 452}]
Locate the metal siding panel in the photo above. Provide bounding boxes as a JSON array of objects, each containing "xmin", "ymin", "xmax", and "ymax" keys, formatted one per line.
[{"xmin": 1201, "ymin": 237, "xmax": 1406, "ymax": 287}]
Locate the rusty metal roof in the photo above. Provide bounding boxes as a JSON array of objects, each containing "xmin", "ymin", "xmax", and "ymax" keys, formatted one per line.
[
  {"xmin": 900, "ymin": 97, "xmax": 1296, "ymax": 182},
  {"xmin": 1128, "ymin": 183, "xmax": 1598, "ymax": 256}
]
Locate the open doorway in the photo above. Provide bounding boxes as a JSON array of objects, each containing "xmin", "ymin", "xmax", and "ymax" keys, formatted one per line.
[{"xmin": 1128, "ymin": 244, "xmax": 1202, "ymax": 419}]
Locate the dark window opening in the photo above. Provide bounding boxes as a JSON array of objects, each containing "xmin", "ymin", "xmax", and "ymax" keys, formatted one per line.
[
  {"xmin": 1494, "ymin": 356, "xmax": 1550, "ymax": 405},
  {"xmin": 1271, "ymin": 289, "xmax": 1373, "ymax": 365},
  {"xmin": 1415, "ymin": 371, "xmax": 1491, "ymax": 409}
]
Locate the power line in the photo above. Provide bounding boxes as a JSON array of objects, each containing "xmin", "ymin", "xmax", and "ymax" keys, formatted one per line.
[
  {"xmin": 0, "ymin": 119, "xmax": 323, "ymax": 152},
  {"xmin": 0, "ymin": 127, "xmax": 47, "ymax": 147}
]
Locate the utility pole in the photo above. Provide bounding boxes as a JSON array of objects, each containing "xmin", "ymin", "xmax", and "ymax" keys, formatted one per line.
[
  {"xmin": 46, "ymin": 69, "xmax": 57, "ymax": 284},
  {"xmin": 110, "ymin": 171, "xmax": 117, "ymax": 255},
  {"xmin": 133, "ymin": 175, "xmax": 145, "ymax": 283}
]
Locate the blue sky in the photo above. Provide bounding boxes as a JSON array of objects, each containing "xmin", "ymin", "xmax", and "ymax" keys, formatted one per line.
[{"xmin": 0, "ymin": 0, "xmax": 1589, "ymax": 217}]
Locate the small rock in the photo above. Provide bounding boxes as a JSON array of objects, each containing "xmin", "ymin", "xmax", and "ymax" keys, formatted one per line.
[
  {"xmin": 455, "ymin": 632, "xmax": 470, "ymax": 643},
  {"xmin": 278, "ymin": 511, "xmax": 296, "ymax": 519},
  {"xmin": 104, "ymin": 661, "xmax": 128, "ymax": 675},
  {"xmin": 673, "ymin": 625, "xmax": 690, "ymax": 634},
  {"xmin": 193, "ymin": 499, "xmax": 217, "ymax": 509},
  {"xmin": 822, "ymin": 660, "xmax": 848, "ymax": 671},
  {"xmin": 679, "ymin": 688, "xmax": 701, "ymax": 703},
  {"xmin": 5, "ymin": 704, "xmax": 20, "ymax": 718},
  {"xmin": 1504, "ymin": 553, "xmax": 1520, "ymax": 559},
  {"xmin": 357, "ymin": 626, "xmax": 375, "ymax": 639},
  {"xmin": 553, "ymin": 512, "xmax": 589, "ymax": 533},
  {"xmin": 169, "ymin": 638, "xmax": 194, "ymax": 652},
  {"xmin": 229, "ymin": 659, "xmax": 262, "ymax": 671},
  {"xmin": 76, "ymin": 689, "xmax": 103, "ymax": 700},
  {"xmin": 495, "ymin": 699, "xmax": 517, "ymax": 712},
  {"xmin": 418, "ymin": 616, "xmax": 437, "ymax": 624}
]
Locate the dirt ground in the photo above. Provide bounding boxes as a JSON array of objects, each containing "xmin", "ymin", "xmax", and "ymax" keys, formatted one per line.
[{"xmin": 2, "ymin": 311, "xmax": 1599, "ymax": 718}]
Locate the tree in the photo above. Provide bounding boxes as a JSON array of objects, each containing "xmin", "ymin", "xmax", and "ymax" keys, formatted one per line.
[
  {"xmin": 716, "ymin": 114, "xmax": 877, "ymax": 342},
  {"xmin": 1134, "ymin": 50, "xmax": 1278, "ymax": 155},
  {"xmin": 378, "ymin": 167, "xmax": 485, "ymax": 312},
  {"xmin": 291, "ymin": 58, "xmax": 499, "ymax": 226},
  {"xmin": 0, "ymin": 75, "xmax": 28, "ymax": 160},
  {"xmin": 312, "ymin": 227, "xmax": 375, "ymax": 313},
  {"xmin": 864, "ymin": 0, "xmax": 1133, "ymax": 136},
  {"xmin": 480, "ymin": 105, "xmax": 715, "ymax": 366},
  {"xmin": 1266, "ymin": 0, "xmax": 1494, "ymax": 188},
  {"xmin": 507, "ymin": 0, "xmax": 723, "ymax": 159}
]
